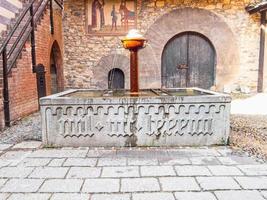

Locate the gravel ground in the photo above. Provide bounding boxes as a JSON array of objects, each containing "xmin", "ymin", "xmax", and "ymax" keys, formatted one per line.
[
  {"xmin": 0, "ymin": 112, "xmax": 41, "ymax": 144},
  {"xmin": 230, "ymin": 114, "xmax": 267, "ymax": 161}
]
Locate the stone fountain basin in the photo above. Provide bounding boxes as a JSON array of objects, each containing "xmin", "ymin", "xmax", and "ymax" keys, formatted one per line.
[{"xmin": 40, "ymin": 88, "xmax": 231, "ymax": 147}]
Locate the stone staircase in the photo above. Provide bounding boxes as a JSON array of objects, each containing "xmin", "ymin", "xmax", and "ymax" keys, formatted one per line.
[{"xmin": 0, "ymin": 0, "xmax": 23, "ymax": 40}]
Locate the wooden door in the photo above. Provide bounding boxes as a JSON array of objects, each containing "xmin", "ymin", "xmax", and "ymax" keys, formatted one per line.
[
  {"xmin": 162, "ymin": 32, "xmax": 216, "ymax": 89},
  {"xmin": 36, "ymin": 64, "xmax": 47, "ymax": 99},
  {"xmin": 108, "ymin": 68, "xmax": 125, "ymax": 89}
]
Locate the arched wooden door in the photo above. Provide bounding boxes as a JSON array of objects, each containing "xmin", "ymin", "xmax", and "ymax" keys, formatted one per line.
[
  {"xmin": 162, "ymin": 32, "xmax": 216, "ymax": 89},
  {"xmin": 108, "ymin": 68, "xmax": 125, "ymax": 89}
]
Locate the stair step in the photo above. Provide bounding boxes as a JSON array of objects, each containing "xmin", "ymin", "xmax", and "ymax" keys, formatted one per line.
[
  {"xmin": 0, "ymin": 0, "xmax": 21, "ymax": 13},
  {"xmin": 4, "ymin": 0, "xmax": 23, "ymax": 9},
  {"xmin": 0, "ymin": 23, "xmax": 6, "ymax": 32},
  {"xmin": 0, "ymin": 15, "xmax": 11, "ymax": 25},
  {"xmin": 0, "ymin": 7, "xmax": 16, "ymax": 19}
]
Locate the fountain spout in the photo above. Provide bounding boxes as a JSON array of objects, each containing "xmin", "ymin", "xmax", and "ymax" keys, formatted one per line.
[{"xmin": 122, "ymin": 29, "xmax": 147, "ymax": 94}]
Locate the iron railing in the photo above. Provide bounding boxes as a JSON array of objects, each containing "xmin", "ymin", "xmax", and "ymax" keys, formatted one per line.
[{"xmin": 0, "ymin": 0, "xmax": 63, "ymax": 127}]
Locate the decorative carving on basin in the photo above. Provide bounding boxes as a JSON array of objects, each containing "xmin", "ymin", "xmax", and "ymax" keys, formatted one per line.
[{"xmin": 40, "ymin": 88, "xmax": 231, "ymax": 147}]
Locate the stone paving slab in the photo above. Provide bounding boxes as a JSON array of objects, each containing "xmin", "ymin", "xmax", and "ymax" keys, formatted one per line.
[
  {"xmin": 12, "ymin": 141, "xmax": 42, "ymax": 149},
  {"xmin": 132, "ymin": 192, "xmax": 175, "ymax": 200},
  {"xmin": 0, "ymin": 143, "xmax": 266, "ymax": 200},
  {"xmin": 214, "ymin": 190, "xmax": 266, "ymax": 200},
  {"xmin": 7, "ymin": 193, "xmax": 51, "ymax": 200},
  {"xmin": 0, "ymin": 144, "xmax": 13, "ymax": 151},
  {"xmin": 39, "ymin": 179, "xmax": 83, "ymax": 193},
  {"xmin": 160, "ymin": 177, "xmax": 200, "ymax": 191},
  {"xmin": 101, "ymin": 166, "xmax": 139, "ymax": 178},
  {"xmin": 235, "ymin": 176, "xmax": 267, "ymax": 189},
  {"xmin": 0, "ymin": 194, "xmax": 9, "ymax": 200},
  {"xmin": 1, "ymin": 179, "xmax": 44, "ymax": 193},
  {"xmin": 196, "ymin": 177, "xmax": 241, "ymax": 190},
  {"xmin": 67, "ymin": 167, "xmax": 101, "ymax": 178},
  {"xmin": 82, "ymin": 179, "xmax": 120, "ymax": 193},
  {"xmin": 91, "ymin": 194, "xmax": 130, "ymax": 200},
  {"xmin": 50, "ymin": 193, "xmax": 90, "ymax": 200},
  {"xmin": 174, "ymin": 192, "xmax": 217, "ymax": 200},
  {"xmin": 121, "ymin": 178, "xmax": 160, "ymax": 192}
]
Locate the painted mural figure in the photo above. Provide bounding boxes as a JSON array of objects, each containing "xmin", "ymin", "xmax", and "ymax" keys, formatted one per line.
[
  {"xmin": 92, "ymin": 0, "xmax": 105, "ymax": 30},
  {"xmin": 111, "ymin": 5, "xmax": 118, "ymax": 31},
  {"xmin": 119, "ymin": 0, "xmax": 135, "ymax": 30},
  {"xmin": 88, "ymin": 0, "xmax": 137, "ymax": 34}
]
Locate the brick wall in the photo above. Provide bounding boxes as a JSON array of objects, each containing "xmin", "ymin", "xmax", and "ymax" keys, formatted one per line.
[
  {"xmin": 0, "ymin": 7, "xmax": 63, "ymax": 129},
  {"xmin": 63, "ymin": 0, "xmax": 264, "ymax": 92}
]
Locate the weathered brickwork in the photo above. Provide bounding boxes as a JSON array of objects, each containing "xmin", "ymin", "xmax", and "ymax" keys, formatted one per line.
[
  {"xmin": 63, "ymin": 0, "xmax": 264, "ymax": 92},
  {"xmin": 0, "ymin": 8, "xmax": 63, "ymax": 129}
]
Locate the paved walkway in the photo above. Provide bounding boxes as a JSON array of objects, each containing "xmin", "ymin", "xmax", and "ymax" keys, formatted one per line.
[{"xmin": 0, "ymin": 141, "xmax": 266, "ymax": 200}]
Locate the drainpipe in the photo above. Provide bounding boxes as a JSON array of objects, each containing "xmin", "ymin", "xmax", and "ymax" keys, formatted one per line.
[
  {"xmin": 2, "ymin": 47, "xmax": 11, "ymax": 127},
  {"xmin": 258, "ymin": 11, "xmax": 266, "ymax": 93}
]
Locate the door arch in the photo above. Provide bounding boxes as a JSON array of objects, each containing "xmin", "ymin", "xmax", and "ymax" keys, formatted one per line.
[
  {"xmin": 162, "ymin": 32, "xmax": 216, "ymax": 89},
  {"xmin": 108, "ymin": 68, "xmax": 125, "ymax": 89},
  {"xmin": 50, "ymin": 41, "xmax": 63, "ymax": 94}
]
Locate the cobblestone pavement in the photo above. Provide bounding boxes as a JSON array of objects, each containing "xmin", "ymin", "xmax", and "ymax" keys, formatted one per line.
[{"xmin": 0, "ymin": 141, "xmax": 266, "ymax": 200}]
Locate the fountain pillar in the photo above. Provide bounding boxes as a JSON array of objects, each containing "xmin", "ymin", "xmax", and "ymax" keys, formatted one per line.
[
  {"xmin": 130, "ymin": 49, "xmax": 139, "ymax": 93},
  {"xmin": 122, "ymin": 30, "xmax": 147, "ymax": 94}
]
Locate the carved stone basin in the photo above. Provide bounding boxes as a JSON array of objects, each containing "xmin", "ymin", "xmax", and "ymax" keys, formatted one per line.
[{"xmin": 40, "ymin": 88, "xmax": 231, "ymax": 147}]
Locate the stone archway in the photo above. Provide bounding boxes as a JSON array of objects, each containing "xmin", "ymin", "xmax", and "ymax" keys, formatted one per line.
[
  {"xmin": 139, "ymin": 7, "xmax": 240, "ymax": 90},
  {"xmin": 50, "ymin": 40, "xmax": 64, "ymax": 94},
  {"xmin": 92, "ymin": 54, "xmax": 130, "ymax": 89}
]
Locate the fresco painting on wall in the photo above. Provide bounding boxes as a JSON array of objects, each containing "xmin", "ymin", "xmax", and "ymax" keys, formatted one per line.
[{"xmin": 87, "ymin": 0, "xmax": 137, "ymax": 35}]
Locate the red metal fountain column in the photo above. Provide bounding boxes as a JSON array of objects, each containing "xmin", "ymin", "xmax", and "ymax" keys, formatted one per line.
[
  {"xmin": 121, "ymin": 30, "xmax": 146, "ymax": 95},
  {"xmin": 130, "ymin": 49, "xmax": 139, "ymax": 93}
]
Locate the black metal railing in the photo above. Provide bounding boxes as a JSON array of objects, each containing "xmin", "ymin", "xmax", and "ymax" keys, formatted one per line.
[{"xmin": 0, "ymin": 0, "xmax": 63, "ymax": 127}]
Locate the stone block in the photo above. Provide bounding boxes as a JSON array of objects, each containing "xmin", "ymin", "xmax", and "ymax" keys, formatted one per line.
[
  {"xmin": 101, "ymin": 166, "xmax": 139, "ymax": 178},
  {"xmin": 29, "ymin": 167, "xmax": 69, "ymax": 178},
  {"xmin": 128, "ymin": 158, "xmax": 159, "ymax": 166},
  {"xmin": 91, "ymin": 194, "xmax": 130, "ymax": 200},
  {"xmin": 175, "ymin": 166, "xmax": 211, "ymax": 176},
  {"xmin": 159, "ymin": 158, "xmax": 190, "ymax": 165},
  {"xmin": 39, "ymin": 179, "xmax": 83, "ymax": 193},
  {"xmin": 215, "ymin": 191, "xmax": 265, "ymax": 200},
  {"xmin": 190, "ymin": 157, "xmax": 220, "ymax": 165},
  {"xmin": 196, "ymin": 177, "xmax": 240, "ymax": 190},
  {"xmin": 8, "ymin": 193, "xmax": 51, "ymax": 200},
  {"xmin": 50, "ymin": 193, "xmax": 89, "ymax": 200},
  {"xmin": 237, "ymin": 165, "xmax": 267, "ymax": 175},
  {"xmin": 82, "ymin": 179, "xmax": 120, "ymax": 193},
  {"xmin": 97, "ymin": 158, "xmax": 127, "ymax": 166},
  {"xmin": 12, "ymin": 141, "xmax": 42, "ymax": 149},
  {"xmin": 67, "ymin": 167, "xmax": 101, "ymax": 178},
  {"xmin": 29, "ymin": 149, "xmax": 88, "ymax": 158},
  {"xmin": 208, "ymin": 166, "xmax": 243, "ymax": 176},
  {"xmin": 174, "ymin": 192, "xmax": 217, "ymax": 200},
  {"xmin": 140, "ymin": 166, "xmax": 176, "ymax": 177},
  {"xmin": 132, "ymin": 192, "xmax": 175, "ymax": 200},
  {"xmin": 121, "ymin": 178, "xmax": 160, "ymax": 192},
  {"xmin": 0, "ymin": 167, "xmax": 34, "ymax": 178},
  {"xmin": 48, "ymin": 158, "xmax": 66, "ymax": 166},
  {"xmin": 0, "ymin": 144, "xmax": 13, "ymax": 151},
  {"xmin": 18, "ymin": 158, "xmax": 51, "ymax": 167},
  {"xmin": 0, "ymin": 194, "xmax": 9, "ymax": 200},
  {"xmin": 50, "ymin": 193, "xmax": 90, "ymax": 200},
  {"xmin": 1, "ymin": 179, "xmax": 44, "ymax": 193},
  {"xmin": 160, "ymin": 177, "xmax": 200, "ymax": 191},
  {"xmin": 235, "ymin": 176, "xmax": 267, "ymax": 189},
  {"xmin": 64, "ymin": 158, "xmax": 97, "ymax": 166}
]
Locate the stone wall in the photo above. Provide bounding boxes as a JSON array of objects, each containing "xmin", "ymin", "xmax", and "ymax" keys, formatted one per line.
[{"xmin": 63, "ymin": 0, "xmax": 262, "ymax": 92}]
